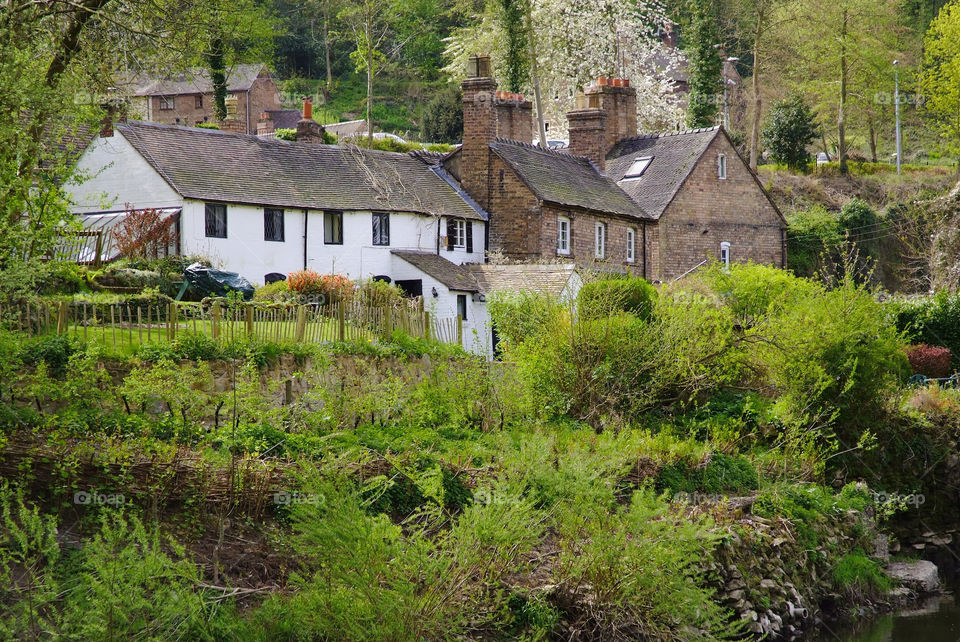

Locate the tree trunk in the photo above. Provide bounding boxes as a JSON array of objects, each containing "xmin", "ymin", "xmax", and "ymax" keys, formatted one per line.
[
  {"xmin": 323, "ymin": 1, "xmax": 333, "ymax": 91},
  {"xmin": 749, "ymin": 28, "xmax": 762, "ymax": 170},
  {"xmin": 525, "ymin": 0, "xmax": 548, "ymax": 147},
  {"xmin": 365, "ymin": 10, "xmax": 373, "ymax": 144},
  {"xmin": 838, "ymin": 8, "xmax": 848, "ymax": 174}
]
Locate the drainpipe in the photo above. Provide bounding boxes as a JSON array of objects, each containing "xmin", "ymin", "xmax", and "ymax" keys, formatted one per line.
[
  {"xmin": 245, "ymin": 90, "xmax": 251, "ymax": 134},
  {"xmin": 303, "ymin": 209, "xmax": 309, "ymax": 269}
]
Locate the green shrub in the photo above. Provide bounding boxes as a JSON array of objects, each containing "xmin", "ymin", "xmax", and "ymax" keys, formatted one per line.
[
  {"xmin": 890, "ymin": 292, "xmax": 960, "ymax": 368},
  {"xmin": 173, "ymin": 332, "xmax": 221, "ymax": 361},
  {"xmin": 577, "ymin": 276, "xmax": 657, "ymax": 320},
  {"xmin": 488, "ymin": 290, "xmax": 565, "ymax": 348},
  {"xmin": 253, "ymin": 280, "xmax": 295, "ymax": 303},
  {"xmin": 420, "ymin": 85, "xmax": 463, "ymax": 143},
  {"xmin": 19, "ymin": 334, "xmax": 79, "ymax": 375}
]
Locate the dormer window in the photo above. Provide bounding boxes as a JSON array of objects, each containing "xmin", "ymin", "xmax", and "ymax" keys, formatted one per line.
[
  {"xmin": 718, "ymin": 153, "xmax": 727, "ymax": 180},
  {"xmin": 623, "ymin": 156, "xmax": 654, "ymax": 180}
]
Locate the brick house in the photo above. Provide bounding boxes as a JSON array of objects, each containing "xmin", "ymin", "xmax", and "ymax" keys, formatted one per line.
[
  {"xmin": 438, "ymin": 58, "xmax": 785, "ymax": 282},
  {"xmin": 129, "ymin": 64, "xmax": 282, "ymax": 135}
]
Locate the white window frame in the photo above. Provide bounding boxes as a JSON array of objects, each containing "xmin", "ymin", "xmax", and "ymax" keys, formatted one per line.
[
  {"xmin": 159, "ymin": 95, "xmax": 175, "ymax": 111},
  {"xmin": 450, "ymin": 218, "xmax": 467, "ymax": 248},
  {"xmin": 557, "ymin": 216, "xmax": 571, "ymax": 255},
  {"xmin": 623, "ymin": 156, "xmax": 654, "ymax": 180},
  {"xmin": 720, "ymin": 241, "xmax": 731, "ymax": 269},
  {"xmin": 718, "ymin": 153, "xmax": 727, "ymax": 180},
  {"xmin": 626, "ymin": 228, "xmax": 636, "ymax": 263},
  {"xmin": 595, "ymin": 222, "xmax": 606, "ymax": 259}
]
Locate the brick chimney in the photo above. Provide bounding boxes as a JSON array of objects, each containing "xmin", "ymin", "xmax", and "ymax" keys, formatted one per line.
[
  {"xmin": 257, "ymin": 111, "xmax": 275, "ymax": 137},
  {"xmin": 99, "ymin": 99, "xmax": 127, "ymax": 138},
  {"xmin": 219, "ymin": 94, "xmax": 245, "ymax": 133},
  {"xmin": 566, "ymin": 78, "xmax": 637, "ymax": 170},
  {"xmin": 296, "ymin": 99, "xmax": 326, "ymax": 143},
  {"xmin": 460, "ymin": 55, "xmax": 534, "ymax": 208}
]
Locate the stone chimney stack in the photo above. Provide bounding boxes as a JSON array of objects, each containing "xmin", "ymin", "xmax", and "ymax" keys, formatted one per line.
[
  {"xmin": 461, "ymin": 55, "xmax": 497, "ymax": 210},
  {"xmin": 566, "ymin": 94, "xmax": 608, "ymax": 171},
  {"xmin": 219, "ymin": 94, "xmax": 245, "ymax": 133},
  {"xmin": 566, "ymin": 78, "xmax": 637, "ymax": 170},
  {"xmin": 296, "ymin": 99, "xmax": 326, "ymax": 143},
  {"xmin": 99, "ymin": 98, "xmax": 127, "ymax": 138},
  {"xmin": 494, "ymin": 91, "xmax": 534, "ymax": 143},
  {"xmin": 257, "ymin": 111, "xmax": 275, "ymax": 137}
]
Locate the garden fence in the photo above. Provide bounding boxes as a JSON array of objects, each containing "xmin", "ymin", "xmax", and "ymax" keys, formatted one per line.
[{"xmin": 0, "ymin": 298, "xmax": 464, "ymax": 350}]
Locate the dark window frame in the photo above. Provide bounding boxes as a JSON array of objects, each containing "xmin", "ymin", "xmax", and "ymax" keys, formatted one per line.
[
  {"xmin": 456, "ymin": 294, "xmax": 468, "ymax": 321},
  {"xmin": 264, "ymin": 208, "xmax": 285, "ymax": 242},
  {"xmin": 324, "ymin": 210, "xmax": 343, "ymax": 245},
  {"xmin": 372, "ymin": 212, "xmax": 390, "ymax": 246},
  {"xmin": 159, "ymin": 96, "xmax": 175, "ymax": 111},
  {"xmin": 204, "ymin": 202, "xmax": 227, "ymax": 238},
  {"xmin": 195, "ymin": 95, "xmax": 203, "ymax": 109}
]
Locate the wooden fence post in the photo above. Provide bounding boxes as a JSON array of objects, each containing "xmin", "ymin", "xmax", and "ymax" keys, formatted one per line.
[
  {"xmin": 211, "ymin": 301, "xmax": 221, "ymax": 340},
  {"xmin": 337, "ymin": 301, "xmax": 345, "ymax": 341},
  {"xmin": 56, "ymin": 301, "xmax": 68, "ymax": 334},
  {"xmin": 424, "ymin": 311, "xmax": 431, "ymax": 341},
  {"xmin": 93, "ymin": 231, "xmax": 103, "ymax": 269},
  {"xmin": 384, "ymin": 304, "xmax": 393, "ymax": 338},
  {"xmin": 168, "ymin": 303, "xmax": 178, "ymax": 341},
  {"xmin": 456, "ymin": 315, "xmax": 463, "ymax": 346},
  {"xmin": 245, "ymin": 306, "xmax": 254, "ymax": 337},
  {"xmin": 295, "ymin": 305, "xmax": 307, "ymax": 342}
]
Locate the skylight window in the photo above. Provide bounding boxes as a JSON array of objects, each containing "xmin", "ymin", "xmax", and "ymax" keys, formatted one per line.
[{"xmin": 623, "ymin": 156, "xmax": 654, "ymax": 180}]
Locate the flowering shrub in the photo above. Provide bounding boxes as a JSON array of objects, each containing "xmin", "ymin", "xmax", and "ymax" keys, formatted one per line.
[
  {"xmin": 906, "ymin": 344, "xmax": 953, "ymax": 378},
  {"xmin": 287, "ymin": 270, "xmax": 354, "ymax": 303}
]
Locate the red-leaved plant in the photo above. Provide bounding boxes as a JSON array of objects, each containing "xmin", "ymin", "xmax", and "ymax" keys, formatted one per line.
[
  {"xmin": 287, "ymin": 270, "xmax": 354, "ymax": 303},
  {"xmin": 906, "ymin": 344, "xmax": 953, "ymax": 379},
  {"xmin": 113, "ymin": 204, "xmax": 177, "ymax": 260}
]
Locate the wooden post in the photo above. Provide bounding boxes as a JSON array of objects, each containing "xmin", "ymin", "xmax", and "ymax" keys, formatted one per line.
[
  {"xmin": 337, "ymin": 301, "xmax": 345, "ymax": 341},
  {"xmin": 56, "ymin": 301, "xmax": 68, "ymax": 334},
  {"xmin": 384, "ymin": 304, "xmax": 393, "ymax": 338},
  {"xmin": 424, "ymin": 311, "xmax": 431, "ymax": 341},
  {"xmin": 93, "ymin": 231, "xmax": 103, "ymax": 269},
  {"xmin": 295, "ymin": 305, "xmax": 307, "ymax": 342},
  {"xmin": 245, "ymin": 306, "xmax": 254, "ymax": 337},
  {"xmin": 456, "ymin": 315, "xmax": 463, "ymax": 346},
  {"xmin": 211, "ymin": 301, "xmax": 221, "ymax": 340}
]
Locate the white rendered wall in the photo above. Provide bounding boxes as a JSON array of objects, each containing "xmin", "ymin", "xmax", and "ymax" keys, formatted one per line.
[{"xmin": 66, "ymin": 132, "xmax": 183, "ymax": 213}]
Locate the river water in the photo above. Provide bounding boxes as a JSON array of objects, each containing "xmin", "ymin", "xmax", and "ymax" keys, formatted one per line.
[{"xmin": 807, "ymin": 592, "xmax": 960, "ymax": 641}]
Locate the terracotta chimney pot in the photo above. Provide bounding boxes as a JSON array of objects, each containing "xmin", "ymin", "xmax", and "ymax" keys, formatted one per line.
[{"xmin": 302, "ymin": 99, "xmax": 313, "ymax": 121}]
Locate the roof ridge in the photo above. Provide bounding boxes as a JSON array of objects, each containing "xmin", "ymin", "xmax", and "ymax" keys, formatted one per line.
[
  {"xmin": 492, "ymin": 137, "xmax": 593, "ymax": 164},
  {"xmin": 615, "ymin": 125, "xmax": 721, "ymax": 144}
]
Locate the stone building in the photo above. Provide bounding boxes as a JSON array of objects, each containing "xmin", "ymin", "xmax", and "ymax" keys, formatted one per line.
[
  {"xmin": 433, "ymin": 57, "xmax": 785, "ymax": 282},
  {"xmin": 128, "ymin": 64, "xmax": 282, "ymax": 135}
]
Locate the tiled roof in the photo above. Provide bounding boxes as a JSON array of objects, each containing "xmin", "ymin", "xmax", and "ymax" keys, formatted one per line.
[
  {"xmin": 489, "ymin": 139, "xmax": 650, "ymax": 220},
  {"xmin": 391, "ymin": 251, "xmax": 481, "ymax": 292},
  {"xmin": 130, "ymin": 64, "xmax": 267, "ymax": 96},
  {"xmin": 606, "ymin": 127, "xmax": 721, "ymax": 219},
  {"xmin": 114, "ymin": 121, "xmax": 485, "ymax": 220},
  {"xmin": 265, "ymin": 109, "xmax": 301, "ymax": 131},
  {"xmin": 466, "ymin": 263, "xmax": 577, "ymax": 296}
]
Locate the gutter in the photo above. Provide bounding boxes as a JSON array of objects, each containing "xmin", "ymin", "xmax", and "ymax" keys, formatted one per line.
[{"xmin": 303, "ymin": 209, "xmax": 308, "ymax": 269}]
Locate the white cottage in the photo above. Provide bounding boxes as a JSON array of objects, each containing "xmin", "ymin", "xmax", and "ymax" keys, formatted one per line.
[{"xmin": 67, "ymin": 118, "xmax": 493, "ymax": 348}]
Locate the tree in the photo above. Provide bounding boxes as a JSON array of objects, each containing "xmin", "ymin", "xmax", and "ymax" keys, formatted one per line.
[
  {"xmin": 444, "ymin": 0, "xmax": 684, "ymax": 137},
  {"xmin": 921, "ymin": 1, "xmax": 960, "ymax": 160},
  {"xmin": 762, "ymin": 94, "xmax": 818, "ymax": 170},
  {"xmin": 685, "ymin": 0, "xmax": 723, "ymax": 128},
  {"xmin": 498, "ymin": 0, "xmax": 529, "ymax": 92},
  {"xmin": 420, "ymin": 85, "xmax": 464, "ymax": 142}
]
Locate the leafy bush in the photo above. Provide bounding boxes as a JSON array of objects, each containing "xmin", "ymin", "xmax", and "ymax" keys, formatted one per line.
[
  {"xmin": 654, "ymin": 453, "xmax": 758, "ymax": 496},
  {"xmin": 173, "ymin": 332, "xmax": 221, "ymax": 361},
  {"xmin": 890, "ymin": 292, "xmax": 960, "ymax": 368},
  {"xmin": 488, "ymin": 290, "xmax": 564, "ymax": 348},
  {"xmin": 357, "ymin": 279, "xmax": 403, "ymax": 307},
  {"xmin": 786, "ymin": 206, "xmax": 842, "ymax": 277},
  {"xmin": 762, "ymin": 93, "xmax": 819, "ymax": 171},
  {"xmin": 274, "ymin": 128, "xmax": 297, "ymax": 141},
  {"xmin": 906, "ymin": 344, "xmax": 953, "ymax": 378},
  {"xmin": 420, "ymin": 85, "xmax": 463, "ymax": 143},
  {"xmin": 577, "ymin": 276, "xmax": 657, "ymax": 321},
  {"xmin": 19, "ymin": 334, "xmax": 79, "ymax": 375},
  {"xmin": 253, "ymin": 280, "xmax": 295, "ymax": 303}
]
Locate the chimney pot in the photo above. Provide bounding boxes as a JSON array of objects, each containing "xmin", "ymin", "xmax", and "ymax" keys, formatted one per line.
[
  {"xmin": 302, "ymin": 99, "xmax": 313, "ymax": 121},
  {"xmin": 467, "ymin": 54, "xmax": 492, "ymax": 78}
]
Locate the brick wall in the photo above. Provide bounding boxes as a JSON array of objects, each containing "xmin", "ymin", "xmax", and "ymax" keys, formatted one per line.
[
  {"xmin": 145, "ymin": 70, "xmax": 281, "ymax": 134},
  {"xmin": 487, "ymin": 154, "xmax": 541, "ymax": 259},
  {"xmin": 538, "ymin": 205, "xmax": 645, "ymax": 276},
  {"xmin": 655, "ymin": 133, "xmax": 785, "ymax": 281}
]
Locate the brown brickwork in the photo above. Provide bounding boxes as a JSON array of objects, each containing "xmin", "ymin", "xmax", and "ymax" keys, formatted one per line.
[
  {"xmin": 461, "ymin": 77, "xmax": 497, "ymax": 211},
  {"xmin": 653, "ymin": 134, "xmax": 785, "ymax": 281},
  {"xmin": 585, "ymin": 83, "xmax": 638, "ymax": 156},
  {"xmin": 487, "ymin": 154, "xmax": 541, "ymax": 260},
  {"xmin": 567, "ymin": 108, "xmax": 608, "ymax": 170},
  {"xmin": 144, "ymin": 69, "xmax": 281, "ymax": 134}
]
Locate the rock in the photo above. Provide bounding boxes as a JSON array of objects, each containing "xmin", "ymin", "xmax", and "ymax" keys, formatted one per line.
[
  {"xmin": 759, "ymin": 578, "xmax": 778, "ymax": 589},
  {"xmin": 886, "ymin": 560, "xmax": 940, "ymax": 594},
  {"xmin": 727, "ymin": 589, "xmax": 745, "ymax": 600}
]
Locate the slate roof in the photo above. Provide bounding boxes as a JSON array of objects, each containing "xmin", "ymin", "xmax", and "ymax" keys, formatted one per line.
[
  {"xmin": 114, "ymin": 121, "xmax": 485, "ymax": 220},
  {"xmin": 391, "ymin": 251, "xmax": 481, "ymax": 292},
  {"xmin": 488, "ymin": 139, "xmax": 650, "ymax": 220},
  {"xmin": 265, "ymin": 109, "xmax": 301, "ymax": 131},
  {"xmin": 466, "ymin": 263, "xmax": 578, "ymax": 297},
  {"xmin": 605, "ymin": 127, "xmax": 722, "ymax": 219},
  {"xmin": 130, "ymin": 64, "xmax": 268, "ymax": 97}
]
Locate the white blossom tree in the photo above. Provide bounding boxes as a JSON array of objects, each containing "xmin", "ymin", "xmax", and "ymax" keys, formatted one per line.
[{"xmin": 444, "ymin": 0, "xmax": 685, "ymax": 138}]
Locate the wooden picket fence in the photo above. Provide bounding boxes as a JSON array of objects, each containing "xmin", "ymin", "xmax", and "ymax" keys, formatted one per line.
[{"xmin": 0, "ymin": 298, "xmax": 463, "ymax": 349}]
